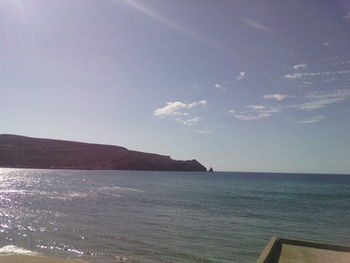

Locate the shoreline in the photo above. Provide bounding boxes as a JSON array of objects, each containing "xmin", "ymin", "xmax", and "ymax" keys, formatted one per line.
[{"xmin": 0, "ymin": 255, "xmax": 89, "ymax": 263}]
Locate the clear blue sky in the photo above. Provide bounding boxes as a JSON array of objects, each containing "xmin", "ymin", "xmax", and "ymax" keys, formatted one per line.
[{"xmin": 1, "ymin": 0, "xmax": 350, "ymax": 173}]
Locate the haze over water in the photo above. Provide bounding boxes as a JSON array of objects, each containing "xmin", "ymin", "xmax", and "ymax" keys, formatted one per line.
[{"xmin": 0, "ymin": 168, "xmax": 350, "ymax": 262}]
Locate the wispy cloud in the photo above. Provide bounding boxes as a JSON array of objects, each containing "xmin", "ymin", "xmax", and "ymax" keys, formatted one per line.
[
  {"xmin": 240, "ymin": 17, "xmax": 272, "ymax": 32},
  {"xmin": 214, "ymin": 83, "xmax": 228, "ymax": 91},
  {"xmin": 297, "ymin": 98, "xmax": 344, "ymax": 110},
  {"xmin": 284, "ymin": 73, "xmax": 303, "ymax": 79},
  {"xmin": 188, "ymin": 100, "xmax": 207, "ymax": 108},
  {"xmin": 154, "ymin": 100, "xmax": 207, "ymax": 126},
  {"xmin": 194, "ymin": 129, "xmax": 212, "ymax": 134},
  {"xmin": 234, "ymin": 57, "xmax": 350, "ymax": 124},
  {"xmin": 176, "ymin": 117, "xmax": 202, "ymax": 126},
  {"xmin": 343, "ymin": 12, "xmax": 350, "ymax": 21},
  {"xmin": 237, "ymin": 72, "xmax": 246, "ymax": 80},
  {"xmin": 290, "ymin": 89, "xmax": 350, "ymax": 111},
  {"xmin": 301, "ymin": 115, "xmax": 324, "ymax": 124},
  {"xmin": 247, "ymin": 105, "xmax": 267, "ymax": 110},
  {"xmin": 330, "ymin": 60, "xmax": 350, "ymax": 66},
  {"xmin": 229, "ymin": 105, "xmax": 280, "ymax": 121},
  {"xmin": 231, "ymin": 112, "xmax": 271, "ymax": 121},
  {"xmin": 263, "ymin": 94, "xmax": 289, "ymax": 101},
  {"xmin": 305, "ymin": 89, "xmax": 350, "ymax": 100},
  {"xmin": 323, "ymin": 41, "xmax": 330, "ymax": 46},
  {"xmin": 322, "ymin": 77, "xmax": 337, "ymax": 82},
  {"xmin": 285, "ymin": 58, "xmax": 350, "ymax": 92},
  {"xmin": 192, "ymin": 84, "xmax": 205, "ymax": 89},
  {"xmin": 298, "ymin": 81, "xmax": 313, "ymax": 88},
  {"xmin": 293, "ymin": 64, "xmax": 307, "ymax": 70},
  {"xmin": 284, "ymin": 69, "xmax": 350, "ymax": 79}
]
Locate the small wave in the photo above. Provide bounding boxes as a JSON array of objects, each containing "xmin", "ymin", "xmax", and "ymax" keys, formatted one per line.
[
  {"xmin": 0, "ymin": 190, "xmax": 26, "ymax": 194},
  {"xmin": 98, "ymin": 186, "xmax": 144, "ymax": 193},
  {"xmin": 28, "ymin": 190, "xmax": 90, "ymax": 200},
  {"xmin": 63, "ymin": 192, "xmax": 89, "ymax": 199},
  {"xmin": 0, "ymin": 245, "xmax": 40, "ymax": 256}
]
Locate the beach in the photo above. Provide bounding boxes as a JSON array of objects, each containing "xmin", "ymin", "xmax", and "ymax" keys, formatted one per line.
[{"xmin": 0, "ymin": 255, "xmax": 88, "ymax": 263}]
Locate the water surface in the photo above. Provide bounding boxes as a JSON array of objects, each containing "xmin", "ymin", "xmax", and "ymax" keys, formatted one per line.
[{"xmin": 0, "ymin": 169, "xmax": 349, "ymax": 262}]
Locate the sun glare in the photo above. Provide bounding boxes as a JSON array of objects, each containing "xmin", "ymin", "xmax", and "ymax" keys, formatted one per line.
[{"xmin": 7, "ymin": 0, "xmax": 26, "ymax": 20}]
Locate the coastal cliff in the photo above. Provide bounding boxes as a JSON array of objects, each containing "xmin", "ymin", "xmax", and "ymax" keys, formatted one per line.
[{"xmin": 0, "ymin": 134, "xmax": 207, "ymax": 171}]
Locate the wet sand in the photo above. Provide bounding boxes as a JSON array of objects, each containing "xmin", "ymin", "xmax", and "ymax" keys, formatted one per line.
[
  {"xmin": 279, "ymin": 243, "xmax": 350, "ymax": 263},
  {"xmin": 0, "ymin": 255, "xmax": 89, "ymax": 263}
]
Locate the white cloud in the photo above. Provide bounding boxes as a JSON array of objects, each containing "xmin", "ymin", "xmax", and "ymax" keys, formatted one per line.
[
  {"xmin": 323, "ymin": 41, "xmax": 330, "ymax": 46},
  {"xmin": 284, "ymin": 70, "xmax": 350, "ymax": 79},
  {"xmin": 297, "ymin": 81, "xmax": 313, "ymax": 88},
  {"xmin": 343, "ymin": 12, "xmax": 350, "ymax": 21},
  {"xmin": 293, "ymin": 64, "xmax": 307, "ymax": 70},
  {"xmin": 298, "ymin": 98, "xmax": 344, "ymax": 110},
  {"xmin": 231, "ymin": 112, "xmax": 271, "ymax": 121},
  {"xmin": 176, "ymin": 117, "xmax": 202, "ymax": 126},
  {"xmin": 301, "ymin": 115, "xmax": 324, "ymax": 124},
  {"xmin": 260, "ymin": 107, "xmax": 281, "ymax": 113},
  {"xmin": 229, "ymin": 105, "xmax": 280, "ymax": 121},
  {"xmin": 331, "ymin": 60, "xmax": 350, "ymax": 66},
  {"xmin": 286, "ymin": 89, "xmax": 350, "ymax": 111},
  {"xmin": 303, "ymin": 81, "xmax": 312, "ymax": 85},
  {"xmin": 154, "ymin": 100, "xmax": 208, "ymax": 117},
  {"xmin": 247, "ymin": 105, "xmax": 280, "ymax": 113},
  {"xmin": 214, "ymin": 83, "xmax": 222, "ymax": 89},
  {"xmin": 247, "ymin": 105, "xmax": 266, "ymax": 110},
  {"xmin": 154, "ymin": 102, "xmax": 187, "ymax": 117},
  {"xmin": 284, "ymin": 73, "xmax": 303, "ymax": 79},
  {"xmin": 263, "ymin": 94, "xmax": 289, "ymax": 101},
  {"xmin": 214, "ymin": 83, "xmax": 228, "ymax": 91},
  {"xmin": 237, "ymin": 72, "xmax": 246, "ymax": 80},
  {"xmin": 305, "ymin": 89, "xmax": 350, "ymax": 100},
  {"xmin": 188, "ymin": 100, "xmax": 207, "ymax": 108},
  {"xmin": 335, "ymin": 69, "xmax": 350, "ymax": 74},
  {"xmin": 154, "ymin": 100, "xmax": 207, "ymax": 126}
]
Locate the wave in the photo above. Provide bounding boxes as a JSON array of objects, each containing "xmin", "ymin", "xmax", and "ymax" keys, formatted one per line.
[
  {"xmin": 61, "ymin": 192, "xmax": 89, "ymax": 199},
  {"xmin": 98, "ymin": 186, "xmax": 144, "ymax": 193},
  {"xmin": 0, "ymin": 245, "xmax": 40, "ymax": 256},
  {"xmin": 27, "ymin": 190, "xmax": 90, "ymax": 200},
  {"xmin": 0, "ymin": 190, "xmax": 26, "ymax": 194}
]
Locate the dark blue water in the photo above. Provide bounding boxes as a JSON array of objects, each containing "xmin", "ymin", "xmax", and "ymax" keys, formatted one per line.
[{"xmin": 0, "ymin": 168, "xmax": 350, "ymax": 262}]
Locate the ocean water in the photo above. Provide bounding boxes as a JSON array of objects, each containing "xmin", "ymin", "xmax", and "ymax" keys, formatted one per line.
[{"xmin": 0, "ymin": 169, "xmax": 350, "ymax": 263}]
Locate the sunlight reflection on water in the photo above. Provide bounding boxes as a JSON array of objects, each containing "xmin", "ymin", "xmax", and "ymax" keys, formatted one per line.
[{"xmin": 0, "ymin": 169, "xmax": 350, "ymax": 263}]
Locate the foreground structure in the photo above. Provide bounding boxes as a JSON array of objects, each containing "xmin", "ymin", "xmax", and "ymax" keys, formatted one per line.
[{"xmin": 256, "ymin": 237, "xmax": 350, "ymax": 263}]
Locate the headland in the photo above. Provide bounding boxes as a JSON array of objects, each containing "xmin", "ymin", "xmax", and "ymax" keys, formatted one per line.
[{"xmin": 0, "ymin": 134, "xmax": 207, "ymax": 172}]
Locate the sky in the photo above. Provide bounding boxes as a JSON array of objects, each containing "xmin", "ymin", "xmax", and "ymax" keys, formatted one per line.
[{"xmin": 1, "ymin": 0, "xmax": 350, "ymax": 174}]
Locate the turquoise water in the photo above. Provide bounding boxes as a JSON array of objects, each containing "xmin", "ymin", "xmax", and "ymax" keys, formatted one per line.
[{"xmin": 0, "ymin": 168, "xmax": 350, "ymax": 262}]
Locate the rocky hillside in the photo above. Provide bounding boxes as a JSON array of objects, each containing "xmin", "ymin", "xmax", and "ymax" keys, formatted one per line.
[{"xmin": 0, "ymin": 134, "xmax": 207, "ymax": 171}]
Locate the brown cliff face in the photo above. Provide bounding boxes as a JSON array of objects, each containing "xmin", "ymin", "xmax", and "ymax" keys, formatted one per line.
[{"xmin": 0, "ymin": 134, "xmax": 207, "ymax": 171}]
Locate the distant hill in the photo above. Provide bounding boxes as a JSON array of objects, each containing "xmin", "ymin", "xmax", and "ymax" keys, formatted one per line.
[{"xmin": 0, "ymin": 134, "xmax": 207, "ymax": 171}]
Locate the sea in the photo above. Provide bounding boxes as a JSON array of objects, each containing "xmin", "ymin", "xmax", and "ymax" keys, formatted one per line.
[{"xmin": 0, "ymin": 168, "xmax": 350, "ymax": 263}]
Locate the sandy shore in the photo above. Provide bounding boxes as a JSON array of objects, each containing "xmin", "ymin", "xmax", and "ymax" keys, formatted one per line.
[{"xmin": 0, "ymin": 255, "xmax": 89, "ymax": 263}]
